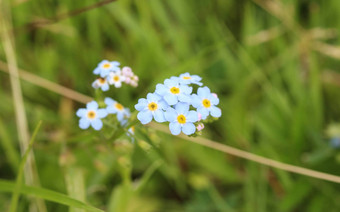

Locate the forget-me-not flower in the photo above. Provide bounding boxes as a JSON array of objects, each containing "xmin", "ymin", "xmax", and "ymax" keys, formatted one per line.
[
  {"xmin": 108, "ymin": 70, "xmax": 125, "ymax": 88},
  {"xmin": 178, "ymin": 72, "xmax": 203, "ymax": 86},
  {"xmin": 76, "ymin": 101, "xmax": 108, "ymax": 130},
  {"xmin": 92, "ymin": 77, "xmax": 110, "ymax": 91},
  {"xmin": 191, "ymin": 86, "xmax": 221, "ymax": 120},
  {"xmin": 105, "ymin": 98, "xmax": 130, "ymax": 124},
  {"xmin": 93, "ymin": 60, "xmax": 120, "ymax": 78},
  {"xmin": 135, "ymin": 93, "xmax": 168, "ymax": 124},
  {"xmin": 164, "ymin": 102, "xmax": 198, "ymax": 135},
  {"xmin": 155, "ymin": 78, "xmax": 192, "ymax": 105}
]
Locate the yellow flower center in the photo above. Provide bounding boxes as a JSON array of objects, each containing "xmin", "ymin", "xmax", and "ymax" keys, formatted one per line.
[
  {"xmin": 98, "ymin": 77, "xmax": 106, "ymax": 84},
  {"xmin": 130, "ymin": 126, "xmax": 135, "ymax": 133},
  {"xmin": 103, "ymin": 63, "xmax": 111, "ymax": 68},
  {"xmin": 87, "ymin": 110, "xmax": 96, "ymax": 119},
  {"xmin": 170, "ymin": 87, "xmax": 180, "ymax": 94},
  {"xmin": 183, "ymin": 76, "xmax": 191, "ymax": 80},
  {"xmin": 148, "ymin": 102, "xmax": 158, "ymax": 111},
  {"xmin": 177, "ymin": 115, "xmax": 186, "ymax": 124},
  {"xmin": 113, "ymin": 75, "xmax": 120, "ymax": 82},
  {"xmin": 202, "ymin": 99, "xmax": 211, "ymax": 108},
  {"xmin": 114, "ymin": 103, "xmax": 124, "ymax": 111}
]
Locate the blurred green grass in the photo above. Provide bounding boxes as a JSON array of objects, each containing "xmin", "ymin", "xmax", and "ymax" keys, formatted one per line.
[{"xmin": 1, "ymin": 0, "xmax": 340, "ymax": 211}]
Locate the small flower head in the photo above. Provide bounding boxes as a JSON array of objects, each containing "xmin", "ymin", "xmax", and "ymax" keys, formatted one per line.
[
  {"xmin": 155, "ymin": 78, "xmax": 192, "ymax": 105},
  {"xmin": 330, "ymin": 137, "xmax": 340, "ymax": 149},
  {"xmin": 178, "ymin": 72, "xmax": 203, "ymax": 86},
  {"xmin": 76, "ymin": 101, "xmax": 108, "ymax": 130},
  {"xmin": 196, "ymin": 123, "xmax": 204, "ymax": 131},
  {"xmin": 192, "ymin": 86, "xmax": 221, "ymax": 120},
  {"xmin": 135, "ymin": 93, "xmax": 168, "ymax": 124},
  {"xmin": 105, "ymin": 98, "xmax": 130, "ymax": 124},
  {"xmin": 92, "ymin": 77, "xmax": 110, "ymax": 91},
  {"xmin": 164, "ymin": 103, "xmax": 198, "ymax": 135},
  {"xmin": 108, "ymin": 71, "xmax": 125, "ymax": 88},
  {"xmin": 122, "ymin": 66, "xmax": 133, "ymax": 77},
  {"xmin": 93, "ymin": 60, "xmax": 120, "ymax": 77}
]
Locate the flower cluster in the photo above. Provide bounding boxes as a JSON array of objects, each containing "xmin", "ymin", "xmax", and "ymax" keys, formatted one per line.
[
  {"xmin": 135, "ymin": 73, "xmax": 221, "ymax": 136},
  {"xmin": 76, "ymin": 60, "xmax": 137, "ymax": 134},
  {"xmin": 92, "ymin": 60, "xmax": 139, "ymax": 91}
]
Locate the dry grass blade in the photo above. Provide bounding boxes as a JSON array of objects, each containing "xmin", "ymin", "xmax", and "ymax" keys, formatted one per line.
[
  {"xmin": 1, "ymin": 62, "xmax": 340, "ymax": 184},
  {"xmin": 15, "ymin": 0, "xmax": 117, "ymax": 33},
  {"xmin": 0, "ymin": 2, "xmax": 47, "ymax": 211}
]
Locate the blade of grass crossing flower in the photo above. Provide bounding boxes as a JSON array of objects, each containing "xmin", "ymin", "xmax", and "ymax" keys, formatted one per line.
[
  {"xmin": 9, "ymin": 121, "xmax": 42, "ymax": 212},
  {"xmin": 0, "ymin": 180, "xmax": 103, "ymax": 212}
]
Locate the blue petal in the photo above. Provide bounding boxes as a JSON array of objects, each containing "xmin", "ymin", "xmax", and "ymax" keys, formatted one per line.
[
  {"xmin": 102, "ymin": 83, "xmax": 109, "ymax": 91},
  {"xmin": 87, "ymin": 101, "xmax": 98, "ymax": 110},
  {"xmin": 111, "ymin": 61, "xmax": 120, "ymax": 66},
  {"xmin": 210, "ymin": 106, "xmax": 222, "ymax": 118},
  {"xmin": 186, "ymin": 111, "xmax": 198, "ymax": 122},
  {"xmin": 93, "ymin": 67, "xmax": 100, "ymax": 75},
  {"xmin": 104, "ymin": 97, "xmax": 115, "ymax": 106},
  {"xmin": 79, "ymin": 118, "xmax": 90, "ymax": 129},
  {"xmin": 210, "ymin": 95, "xmax": 219, "ymax": 105},
  {"xmin": 91, "ymin": 119, "xmax": 103, "ymax": 131},
  {"xmin": 99, "ymin": 60, "xmax": 109, "ymax": 66},
  {"xmin": 137, "ymin": 110, "xmax": 153, "ymax": 124},
  {"xmin": 175, "ymin": 102, "xmax": 189, "ymax": 114},
  {"xmin": 169, "ymin": 122, "xmax": 181, "ymax": 135},
  {"xmin": 182, "ymin": 123, "xmax": 196, "ymax": 135},
  {"xmin": 117, "ymin": 112, "xmax": 124, "ymax": 121},
  {"xmin": 180, "ymin": 85, "xmax": 192, "ymax": 94},
  {"xmin": 76, "ymin": 108, "xmax": 87, "ymax": 117},
  {"xmin": 164, "ymin": 79, "xmax": 177, "ymax": 87},
  {"xmin": 97, "ymin": 109, "xmax": 108, "ymax": 118},
  {"xmin": 197, "ymin": 107, "xmax": 209, "ymax": 120},
  {"xmin": 153, "ymin": 110, "xmax": 166, "ymax": 123},
  {"xmin": 147, "ymin": 93, "xmax": 161, "ymax": 102},
  {"xmin": 107, "ymin": 106, "xmax": 117, "ymax": 114},
  {"xmin": 159, "ymin": 100, "xmax": 169, "ymax": 110},
  {"xmin": 164, "ymin": 94, "xmax": 178, "ymax": 105},
  {"xmin": 100, "ymin": 69, "xmax": 110, "ymax": 77},
  {"xmin": 191, "ymin": 94, "xmax": 201, "ymax": 108},
  {"xmin": 197, "ymin": 86, "xmax": 210, "ymax": 97},
  {"xmin": 135, "ymin": 98, "xmax": 147, "ymax": 111},
  {"xmin": 178, "ymin": 94, "xmax": 191, "ymax": 103},
  {"xmin": 155, "ymin": 84, "xmax": 168, "ymax": 95},
  {"xmin": 164, "ymin": 107, "xmax": 177, "ymax": 122}
]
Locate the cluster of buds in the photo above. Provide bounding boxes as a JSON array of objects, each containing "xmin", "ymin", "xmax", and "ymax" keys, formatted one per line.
[{"xmin": 122, "ymin": 67, "xmax": 139, "ymax": 87}]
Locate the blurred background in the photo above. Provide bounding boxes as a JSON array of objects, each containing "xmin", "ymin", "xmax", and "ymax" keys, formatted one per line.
[{"xmin": 1, "ymin": 0, "xmax": 340, "ymax": 211}]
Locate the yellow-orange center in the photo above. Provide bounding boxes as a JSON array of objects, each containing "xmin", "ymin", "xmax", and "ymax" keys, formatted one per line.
[
  {"xmin": 113, "ymin": 76, "xmax": 120, "ymax": 82},
  {"xmin": 103, "ymin": 63, "xmax": 111, "ymax": 68},
  {"xmin": 98, "ymin": 78, "xmax": 106, "ymax": 84},
  {"xmin": 170, "ymin": 87, "xmax": 180, "ymax": 94},
  {"xmin": 177, "ymin": 115, "xmax": 186, "ymax": 124},
  {"xmin": 148, "ymin": 102, "xmax": 158, "ymax": 111},
  {"xmin": 114, "ymin": 103, "xmax": 124, "ymax": 111},
  {"xmin": 183, "ymin": 76, "xmax": 191, "ymax": 80},
  {"xmin": 202, "ymin": 99, "xmax": 211, "ymax": 108},
  {"xmin": 87, "ymin": 111, "xmax": 96, "ymax": 119}
]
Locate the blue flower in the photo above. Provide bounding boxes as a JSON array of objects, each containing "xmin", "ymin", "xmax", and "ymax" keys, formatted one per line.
[
  {"xmin": 105, "ymin": 98, "xmax": 130, "ymax": 124},
  {"xmin": 178, "ymin": 72, "xmax": 203, "ymax": 86},
  {"xmin": 76, "ymin": 101, "xmax": 108, "ymax": 130},
  {"xmin": 107, "ymin": 70, "xmax": 125, "ymax": 88},
  {"xmin": 135, "ymin": 93, "xmax": 168, "ymax": 124},
  {"xmin": 92, "ymin": 77, "xmax": 110, "ymax": 91},
  {"xmin": 155, "ymin": 78, "xmax": 192, "ymax": 105},
  {"xmin": 191, "ymin": 86, "xmax": 221, "ymax": 120},
  {"xmin": 164, "ymin": 102, "xmax": 198, "ymax": 135},
  {"xmin": 93, "ymin": 60, "xmax": 120, "ymax": 78}
]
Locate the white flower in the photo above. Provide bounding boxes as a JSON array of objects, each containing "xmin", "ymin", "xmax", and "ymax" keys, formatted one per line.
[{"xmin": 107, "ymin": 70, "xmax": 125, "ymax": 88}]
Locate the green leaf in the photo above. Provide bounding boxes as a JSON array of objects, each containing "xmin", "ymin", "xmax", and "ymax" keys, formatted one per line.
[{"xmin": 0, "ymin": 179, "xmax": 103, "ymax": 212}]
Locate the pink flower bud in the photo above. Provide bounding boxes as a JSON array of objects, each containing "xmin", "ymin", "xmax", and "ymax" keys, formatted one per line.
[
  {"xmin": 122, "ymin": 66, "xmax": 133, "ymax": 77},
  {"xmin": 212, "ymin": 93, "xmax": 218, "ymax": 98},
  {"xmin": 196, "ymin": 123, "xmax": 204, "ymax": 131}
]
